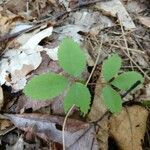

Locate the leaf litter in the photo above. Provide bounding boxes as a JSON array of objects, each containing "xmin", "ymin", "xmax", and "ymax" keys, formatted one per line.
[
  {"xmin": 0, "ymin": 0, "xmax": 150, "ymax": 149},
  {"xmin": 5, "ymin": 113, "xmax": 99, "ymax": 150}
]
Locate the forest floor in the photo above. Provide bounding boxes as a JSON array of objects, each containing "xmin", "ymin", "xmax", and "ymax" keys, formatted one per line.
[{"xmin": 0, "ymin": 0, "xmax": 150, "ymax": 149}]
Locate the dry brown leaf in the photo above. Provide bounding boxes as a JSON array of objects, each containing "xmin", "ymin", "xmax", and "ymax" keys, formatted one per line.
[
  {"xmin": 138, "ymin": 17, "xmax": 150, "ymax": 28},
  {"xmin": 95, "ymin": 0, "xmax": 136, "ymax": 30},
  {"xmin": 6, "ymin": 113, "xmax": 99, "ymax": 149},
  {"xmin": 0, "ymin": 13, "xmax": 23, "ymax": 35},
  {"xmin": 109, "ymin": 105, "xmax": 148, "ymax": 150},
  {"xmin": 0, "ymin": 119, "xmax": 12, "ymax": 131},
  {"xmin": 88, "ymin": 75, "xmax": 109, "ymax": 150}
]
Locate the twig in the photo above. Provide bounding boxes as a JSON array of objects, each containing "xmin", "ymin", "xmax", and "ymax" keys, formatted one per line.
[
  {"xmin": 86, "ymin": 37, "xmax": 103, "ymax": 85},
  {"xmin": 119, "ymin": 18, "xmax": 134, "ymax": 70},
  {"xmin": 110, "ymin": 44, "xmax": 145, "ymax": 54},
  {"xmin": 74, "ymin": 0, "xmax": 109, "ymax": 8},
  {"xmin": 117, "ymin": 42, "xmax": 150, "ymax": 80}
]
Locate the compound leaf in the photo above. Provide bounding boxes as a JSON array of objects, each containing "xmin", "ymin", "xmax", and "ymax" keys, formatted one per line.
[
  {"xmin": 24, "ymin": 73, "xmax": 69, "ymax": 100},
  {"xmin": 102, "ymin": 54, "xmax": 121, "ymax": 81},
  {"xmin": 111, "ymin": 71, "xmax": 144, "ymax": 90},
  {"xmin": 102, "ymin": 85, "xmax": 122, "ymax": 113},
  {"xmin": 58, "ymin": 38, "xmax": 86, "ymax": 77},
  {"xmin": 64, "ymin": 83, "xmax": 91, "ymax": 115}
]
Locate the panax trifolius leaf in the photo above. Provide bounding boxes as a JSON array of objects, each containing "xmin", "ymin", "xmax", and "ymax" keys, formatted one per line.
[
  {"xmin": 102, "ymin": 54, "xmax": 121, "ymax": 81},
  {"xmin": 58, "ymin": 38, "xmax": 86, "ymax": 77},
  {"xmin": 24, "ymin": 73, "xmax": 69, "ymax": 100},
  {"xmin": 64, "ymin": 82, "xmax": 91, "ymax": 115},
  {"xmin": 102, "ymin": 85, "xmax": 122, "ymax": 113},
  {"xmin": 111, "ymin": 71, "xmax": 144, "ymax": 90}
]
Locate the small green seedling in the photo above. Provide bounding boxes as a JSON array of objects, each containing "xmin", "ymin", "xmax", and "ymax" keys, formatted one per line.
[
  {"xmin": 24, "ymin": 38, "xmax": 144, "ymax": 114},
  {"xmin": 102, "ymin": 54, "xmax": 144, "ymax": 113}
]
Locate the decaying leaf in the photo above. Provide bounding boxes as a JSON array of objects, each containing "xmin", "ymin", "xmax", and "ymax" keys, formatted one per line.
[
  {"xmin": 0, "ymin": 27, "xmax": 56, "ymax": 92},
  {"xmin": 109, "ymin": 105, "xmax": 148, "ymax": 150},
  {"xmin": 0, "ymin": 114, "xmax": 14, "ymax": 136},
  {"xmin": 17, "ymin": 95, "xmax": 51, "ymax": 112},
  {"xmin": 95, "ymin": 0, "xmax": 136, "ymax": 30},
  {"xmin": 6, "ymin": 113, "xmax": 99, "ymax": 150},
  {"xmin": 0, "ymin": 119, "xmax": 12, "ymax": 131},
  {"xmin": 0, "ymin": 11, "xmax": 24, "ymax": 35}
]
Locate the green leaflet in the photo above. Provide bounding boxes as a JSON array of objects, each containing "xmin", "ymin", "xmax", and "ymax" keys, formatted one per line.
[
  {"xmin": 58, "ymin": 38, "xmax": 86, "ymax": 77},
  {"xmin": 102, "ymin": 85, "xmax": 122, "ymax": 113},
  {"xmin": 111, "ymin": 71, "xmax": 144, "ymax": 90},
  {"xmin": 24, "ymin": 73, "xmax": 69, "ymax": 100},
  {"xmin": 64, "ymin": 83, "xmax": 91, "ymax": 115},
  {"xmin": 102, "ymin": 54, "xmax": 121, "ymax": 81}
]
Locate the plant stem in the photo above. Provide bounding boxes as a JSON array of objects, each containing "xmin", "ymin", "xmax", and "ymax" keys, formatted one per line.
[{"xmin": 62, "ymin": 104, "xmax": 75, "ymax": 150}]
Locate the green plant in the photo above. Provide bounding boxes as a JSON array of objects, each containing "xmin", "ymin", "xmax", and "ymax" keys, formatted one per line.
[
  {"xmin": 24, "ymin": 38, "xmax": 144, "ymax": 114},
  {"xmin": 24, "ymin": 38, "xmax": 90, "ymax": 115},
  {"xmin": 102, "ymin": 54, "xmax": 144, "ymax": 113}
]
